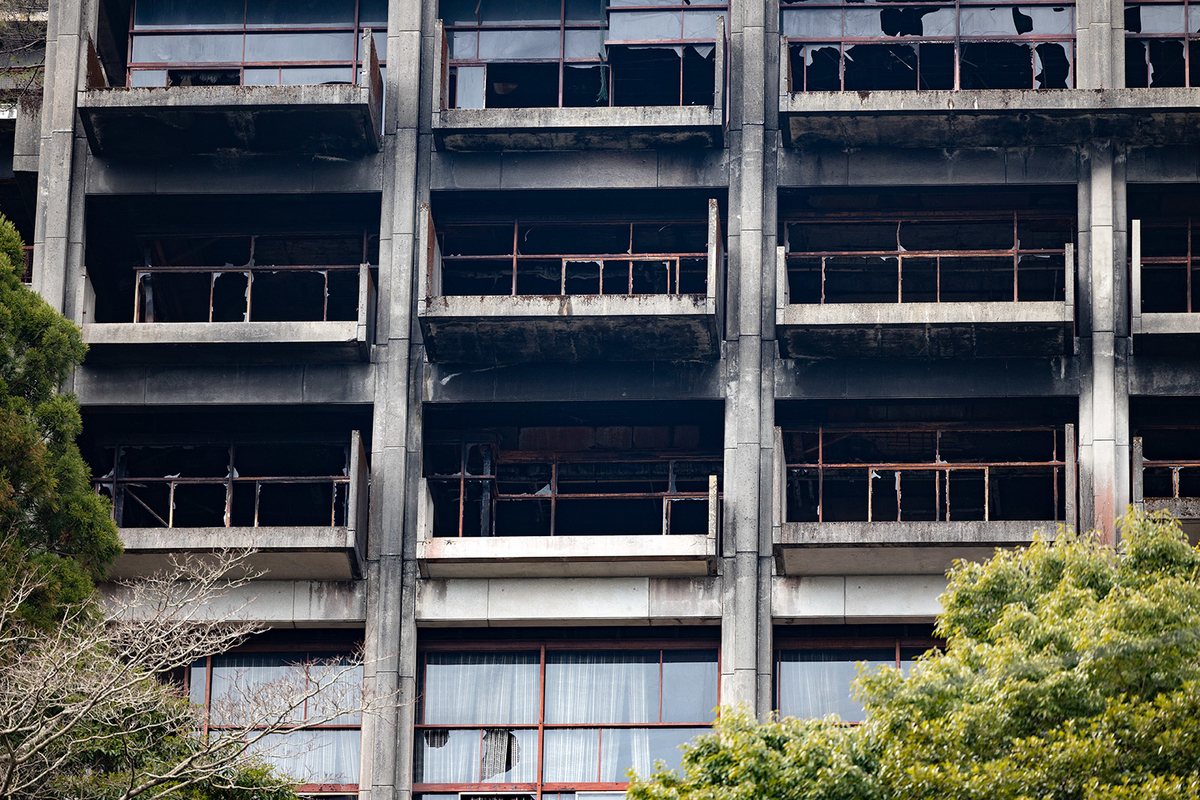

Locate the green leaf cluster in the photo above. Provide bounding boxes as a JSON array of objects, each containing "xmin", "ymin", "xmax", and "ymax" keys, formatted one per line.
[
  {"xmin": 0, "ymin": 214, "xmax": 120, "ymax": 626},
  {"xmin": 629, "ymin": 512, "xmax": 1200, "ymax": 800}
]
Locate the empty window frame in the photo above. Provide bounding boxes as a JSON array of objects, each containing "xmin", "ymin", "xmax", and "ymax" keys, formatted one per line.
[
  {"xmin": 440, "ymin": 0, "xmax": 728, "ymax": 109},
  {"xmin": 125, "ymin": 0, "xmax": 387, "ymax": 87},
  {"xmin": 414, "ymin": 643, "xmax": 718, "ymax": 795},
  {"xmin": 129, "ymin": 232, "xmax": 376, "ymax": 323},
  {"xmin": 782, "ymin": 426, "xmax": 1069, "ymax": 523},
  {"xmin": 93, "ymin": 439, "xmax": 354, "ymax": 528},
  {"xmin": 188, "ymin": 648, "xmax": 362, "ymax": 792},
  {"xmin": 784, "ymin": 212, "xmax": 1073, "ymax": 304},
  {"xmin": 425, "ymin": 436, "xmax": 721, "ymax": 538},
  {"xmin": 1125, "ymin": 2, "xmax": 1200, "ymax": 86},
  {"xmin": 435, "ymin": 218, "xmax": 711, "ymax": 297},
  {"xmin": 781, "ymin": 0, "xmax": 1075, "ymax": 91},
  {"xmin": 1136, "ymin": 428, "xmax": 1200, "ymax": 503},
  {"xmin": 775, "ymin": 634, "xmax": 937, "ymax": 722},
  {"xmin": 1135, "ymin": 218, "xmax": 1200, "ymax": 313}
]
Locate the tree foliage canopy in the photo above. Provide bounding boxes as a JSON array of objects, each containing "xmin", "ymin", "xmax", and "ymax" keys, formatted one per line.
[
  {"xmin": 0, "ymin": 214, "xmax": 120, "ymax": 626},
  {"xmin": 628, "ymin": 512, "xmax": 1200, "ymax": 800}
]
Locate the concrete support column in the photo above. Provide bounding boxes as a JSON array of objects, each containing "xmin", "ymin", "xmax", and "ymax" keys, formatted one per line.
[
  {"xmin": 721, "ymin": 0, "xmax": 776, "ymax": 719},
  {"xmin": 362, "ymin": 3, "xmax": 425, "ymax": 799},
  {"xmin": 1078, "ymin": 141, "xmax": 1129, "ymax": 545},
  {"xmin": 1076, "ymin": 0, "xmax": 1122, "ymax": 89},
  {"xmin": 32, "ymin": 0, "xmax": 85, "ymax": 313}
]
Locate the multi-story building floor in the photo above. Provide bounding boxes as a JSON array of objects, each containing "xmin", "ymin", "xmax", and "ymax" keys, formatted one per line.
[{"xmin": 11, "ymin": 0, "xmax": 1200, "ymax": 796}]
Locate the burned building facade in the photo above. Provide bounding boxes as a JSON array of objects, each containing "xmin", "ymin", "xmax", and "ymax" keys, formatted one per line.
[{"xmin": 11, "ymin": 0, "xmax": 1200, "ymax": 796}]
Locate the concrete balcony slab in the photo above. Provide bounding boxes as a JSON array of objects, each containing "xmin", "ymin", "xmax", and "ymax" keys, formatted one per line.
[
  {"xmin": 774, "ymin": 519, "xmax": 1058, "ymax": 576},
  {"xmin": 110, "ymin": 525, "xmax": 364, "ymax": 581},
  {"xmin": 777, "ymin": 301, "xmax": 1074, "ymax": 359}
]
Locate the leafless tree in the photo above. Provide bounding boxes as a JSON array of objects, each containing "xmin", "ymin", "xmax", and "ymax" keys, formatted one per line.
[
  {"xmin": 0, "ymin": 0, "xmax": 45, "ymax": 104},
  {"xmin": 0, "ymin": 551, "xmax": 387, "ymax": 800}
]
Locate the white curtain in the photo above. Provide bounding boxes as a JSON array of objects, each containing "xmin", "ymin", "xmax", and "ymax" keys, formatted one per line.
[
  {"xmin": 247, "ymin": 729, "xmax": 360, "ymax": 785},
  {"xmin": 778, "ymin": 651, "xmax": 894, "ymax": 722},
  {"xmin": 415, "ymin": 728, "xmax": 481, "ymax": 783},
  {"xmin": 422, "ymin": 652, "xmax": 540, "ymax": 725}
]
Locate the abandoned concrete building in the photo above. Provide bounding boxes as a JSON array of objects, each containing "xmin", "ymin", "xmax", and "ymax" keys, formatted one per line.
[{"xmin": 9, "ymin": 0, "xmax": 1200, "ymax": 795}]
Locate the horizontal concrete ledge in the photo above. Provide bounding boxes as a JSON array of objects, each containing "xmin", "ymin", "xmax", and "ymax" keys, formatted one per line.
[
  {"xmin": 781, "ymin": 88, "xmax": 1200, "ymax": 146},
  {"xmin": 416, "ymin": 575, "xmax": 722, "ymax": 626},
  {"xmin": 781, "ymin": 87, "xmax": 1200, "ymax": 116},
  {"xmin": 417, "ymin": 534, "xmax": 716, "ymax": 578},
  {"xmin": 420, "ymin": 294, "xmax": 714, "ymax": 318},
  {"xmin": 102, "ymin": 579, "xmax": 366, "ymax": 627},
  {"xmin": 434, "ymin": 106, "xmax": 724, "ymax": 151},
  {"xmin": 773, "ymin": 574, "xmax": 947, "ymax": 623},
  {"xmin": 84, "ymin": 321, "xmax": 362, "ymax": 346},
  {"xmin": 778, "ymin": 301, "xmax": 1070, "ymax": 327},
  {"xmin": 79, "ymin": 84, "xmax": 380, "ymax": 158},
  {"xmin": 1133, "ymin": 313, "xmax": 1200, "ymax": 336},
  {"xmin": 775, "ymin": 519, "xmax": 1059, "ymax": 575},
  {"xmin": 1145, "ymin": 497, "xmax": 1200, "ymax": 519},
  {"xmin": 112, "ymin": 526, "xmax": 361, "ymax": 581}
]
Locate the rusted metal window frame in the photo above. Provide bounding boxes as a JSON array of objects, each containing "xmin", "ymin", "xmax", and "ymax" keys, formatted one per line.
[
  {"xmin": 130, "ymin": 231, "xmax": 376, "ymax": 324},
  {"xmin": 436, "ymin": 218, "xmax": 711, "ymax": 298},
  {"xmin": 1133, "ymin": 432, "xmax": 1200, "ymax": 503},
  {"xmin": 94, "ymin": 438, "xmax": 356, "ymax": 529},
  {"xmin": 425, "ymin": 440, "xmax": 722, "ymax": 538},
  {"xmin": 186, "ymin": 642, "xmax": 363, "ymax": 795},
  {"xmin": 124, "ymin": 0, "xmax": 387, "ymax": 87},
  {"xmin": 783, "ymin": 210, "xmax": 1074, "ymax": 304},
  {"xmin": 1124, "ymin": 0, "xmax": 1200, "ymax": 88},
  {"xmin": 781, "ymin": 424, "xmax": 1071, "ymax": 523},
  {"xmin": 1132, "ymin": 216, "xmax": 1198, "ymax": 313},
  {"xmin": 441, "ymin": 0, "xmax": 728, "ymax": 109},
  {"xmin": 781, "ymin": 0, "xmax": 1077, "ymax": 91},
  {"xmin": 414, "ymin": 639, "xmax": 720, "ymax": 797}
]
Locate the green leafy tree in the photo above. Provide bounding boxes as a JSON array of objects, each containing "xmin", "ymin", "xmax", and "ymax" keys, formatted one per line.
[
  {"xmin": 0, "ymin": 213, "xmax": 120, "ymax": 626},
  {"xmin": 629, "ymin": 512, "xmax": 1200, "ymax": 800}
]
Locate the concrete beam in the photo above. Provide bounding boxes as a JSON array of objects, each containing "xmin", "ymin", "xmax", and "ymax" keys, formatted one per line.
[{"xmin": 772, "ymin": 574, "xmax": 947, "ymax": 624}]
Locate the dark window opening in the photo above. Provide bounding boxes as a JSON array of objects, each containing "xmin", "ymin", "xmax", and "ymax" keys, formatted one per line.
[
  {"xmin": 782, "ymin": 425, "xmax": 1069, "ymax": 523},
  {"xmin": 441, "ymin": 0, "xmax": 727, "ymax": 109},
  {"xmin": 784, "ymin": 210, "xmax": 1072, "ymax": 305},
  {"xmin": 1135, "ymin": 217, "xmax": 1200, "ymax": 314},
  {"xmin": 91, "ymin": 439, "xmax": 356, "ymax": 529},
  {"xmin": 783, "ymin": 1, "xmax": 1074, "ymax": 91}
]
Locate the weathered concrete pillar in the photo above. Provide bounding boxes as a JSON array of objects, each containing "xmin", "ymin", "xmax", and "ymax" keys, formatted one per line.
[
  {"xmin": 361, "ymin": 2, "xmax": 425, "ymax": 798},
  {"xmin": 1076, "ymin": 0, "xmax": 1122, "ymax": 89},
  {"xmin": 722, "ymin": 0, "xmax": 776, "ymax": 718},
  {"xmin": 1078, "ymin": 141, "xmax": 1129, "ymax": 545},
  {"xmin": 32, "ymin": 0, "xmax": 86, "ymax": 314}
]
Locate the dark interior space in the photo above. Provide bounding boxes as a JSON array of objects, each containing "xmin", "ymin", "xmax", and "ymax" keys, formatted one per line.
[
  {"xmin": 423, "ymin": 401, "xmax": 722, "ymax": 539},
  {"xmin": 777, "ymin": 400, "xmax": 1074, "ymax": 524},
  {"xmin": 85, "ymin": 194, "xmax": 380, "ymax": 324},
  {"xmin": 82, "ymin": 407, "xmax": 371, "ymax": 529},
  {"xmin": 431, "ymin": 189, "xmax": 722, "ymax": 298},
  {"xmin": 780, "ymin": 188, "xmax": 1075, "ymax": 305},
  {"xmin": 1129, "ymin": 186, "xmax": 1200, "ymax": 315}
]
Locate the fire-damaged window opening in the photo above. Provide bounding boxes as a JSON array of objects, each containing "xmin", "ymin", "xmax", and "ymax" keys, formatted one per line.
[
  {"xmin": 1125, "ymin": 2, "xmax": 1200, "ymax": 87},
  {"xmin": 781, "ymin": 0, "xmax": 1075, "ymax": 91},
  {"xmin": 440, "ymin": 0, "xmax": 727, "ymax": 109},
  {"xmin": 436, "ymin": 217, "xmax": 710, "ymax": 297},
  {"xmin": 1137, "ymin": 428, "xmax": 1200, "ymax": 503},
  {"xmin": 92, "ymin": 439, "xmax": 356, "ymax": 529},
  {"xmin": 1135, "ymin": 217, "xmax": 1200, "ymax": 313},
  {"xmin": 425, "ymin": 422, "xmax": 721, "ymax": 538},
  {"xmin": 121, "ymin": 0, "xmax": 387, "ymax": 88},
  {"xmin": 784, "ymin": 211, "xmax": 1073, "ymax": 304},
  {"xmin": 113, "ymin": 232, "xmax": 376, "ymax": 324},
  {"xmin": 782, "ymin": 425, "xmax": 1069, "ymax": 523}
]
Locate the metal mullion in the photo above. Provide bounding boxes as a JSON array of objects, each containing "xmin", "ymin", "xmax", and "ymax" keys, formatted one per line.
[
  {"xmin": 1188, "ymin": 219, "xmax": 1193, "ymax": 313},
  {"xmin": 202, "ymin": 655, "xmax": 213, "ymax": 737},
  {"xmin": 459, "ymin": 445, "xmax": 466, "ymax": 538},
  {"xmin": 225, "ymin": 444, "xmax": 235, "ymax": 527},
  {"xmin": 537, "ymin": 644, "xmax": 547, "ymax": 799},
  {"xmin": 955, "ymin": 0, "xmax": 961, "ymax": 89},
  {"xmin": 550, "ymin": 462, "xmax": 558, "ymax": 536},
  {"xmin": 254, "ymin": 481, "xmax": 261, "ymax": 527},
  {"xmin": 512, "ymin": 221, "xmax": 519, "ymax": 295},
  {"xmin": 168, "ymin": 482, "xmax": 176, "ymax": 528},
  {"xmin": 1013, "ymin": 212, "xmax": 1020, "ymax": 301}
]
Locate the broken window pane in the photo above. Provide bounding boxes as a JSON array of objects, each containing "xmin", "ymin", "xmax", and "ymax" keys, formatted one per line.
[
  {"xmin": 607, "ymin": 10, "xmax": 684, "ymax": 41},
  {"xmin": 682, "ymin": 10, "xmax": 728, "ymax": 39},
  {"xmin": 785, "ymin": 8, "xmax": 843, "ymax": 39},
  {"xmin": 1034, "ymin": 42, "xmax": 1071, "ymax": 89},
  {"xmin": 454, "ymin": 66, "xmax": 487, "ymax": 108},
  {"xmin": 844, "ymin": 44, "xmax": 918, "ymax": 90},
  {"xmin": 566, "ymin": 0, "xmax": 608, "ymax": 23},
  {"xmin": 565, "ymin": 29, "xmax": 606, "ymax": 59},
  {"xmin": 1149, "ymin": 38, "xmax": 1186, "ymax": 85},
  {"xmin": 1132, "ymin": 4, "xmax": 1186, "ymax": 33},
  {"xmin": 959, "ymin": 42, "xmax": 1034, "ymax": 89},
  {"xmin": 484, "ymin": 63, "xmax": 560, "ymax": 107}
]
